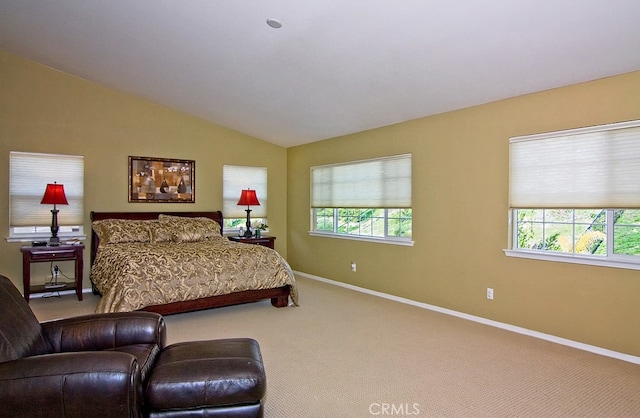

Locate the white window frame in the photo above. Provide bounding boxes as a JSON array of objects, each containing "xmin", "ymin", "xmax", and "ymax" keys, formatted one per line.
[
  {"xmin": 310, "ymin": 154, "xmax": 413, "ymax": 246},
  {"xmin": 7, "ymin": 152, "xmax": 85, "ymax": 243},
  {"xmin": 505, "ymin": 209, "xmax": 640, "ymax": 270},
  {"xmin": 310, "ymin": 208, "xmax": 413, "ymax": 246},
  {"xmin": 506, "ymin": 120, "xmax": 640, "ymax": 270}
]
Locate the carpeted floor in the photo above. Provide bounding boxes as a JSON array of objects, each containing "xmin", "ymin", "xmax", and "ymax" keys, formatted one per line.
[{"xmin": 31, "ymin": 276, "xmax": 640, "ymax": 417}]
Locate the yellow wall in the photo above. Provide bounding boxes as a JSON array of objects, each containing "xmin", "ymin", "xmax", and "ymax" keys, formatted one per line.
[
  {"xmin": 287, "ymin": 71, "xmax": 640, "ymax": 356},
  {"xmin": 0, "ymin": 51, "xmax": 288, "ymax": 288}
]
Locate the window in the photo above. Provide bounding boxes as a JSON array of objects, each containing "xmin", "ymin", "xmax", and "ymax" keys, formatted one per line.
[
  {"xmin": 515, "ymin": 209, "xmax": 640, "ymax": 255},
  {"xmin": 9, "ymin": 152, "xmax": 84, "ymax": 241},
  {"xmin": 311, "ymin": 154, "xmax": 412, "ymax": 245},
  {"xmin": 507, "ymin": 120, "xmax": 640, "ymax": 269},
  {"xmin": 222, "ymin": 165, "xmax": 267, "ymax": 232}
]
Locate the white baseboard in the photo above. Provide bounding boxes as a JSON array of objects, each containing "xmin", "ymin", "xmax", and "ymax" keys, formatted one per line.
[{"xmin": 294, "ymin": 271, "xmax": 640, "ymax": 365}]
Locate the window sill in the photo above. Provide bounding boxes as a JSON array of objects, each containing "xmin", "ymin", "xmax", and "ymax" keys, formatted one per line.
[
  {"xmin": 309, "ymin": 231, "xmax": 414, "ymax": 247},
  {"xmin": 504, "ymin": 249, "xmax": 640, "ymax": 271},
  {"xmin": 5, "ymin": 234, "xmax": 87, "ymax": 244}
]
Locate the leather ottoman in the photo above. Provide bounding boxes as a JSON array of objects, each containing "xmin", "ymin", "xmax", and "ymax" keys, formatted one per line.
[{"xmin": 145, "ymin": 338, "xmax": 266, "ymax": 417}]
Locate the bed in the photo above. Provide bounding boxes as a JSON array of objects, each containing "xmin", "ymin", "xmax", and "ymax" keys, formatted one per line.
[{"xmin": 89, "ymin": 211, "xmax": 298, "ymax": 315}]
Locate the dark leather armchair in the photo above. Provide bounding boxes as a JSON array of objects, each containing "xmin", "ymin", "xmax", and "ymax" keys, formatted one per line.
[{"xmin": 0, "ymin": 274, "xmax": 166, "ymax": 418}]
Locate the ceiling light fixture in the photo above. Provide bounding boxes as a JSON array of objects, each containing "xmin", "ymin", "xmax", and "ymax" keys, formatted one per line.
[{"xmin": 266, "ymin": 18, "xmax": 282, "ymax": 29}]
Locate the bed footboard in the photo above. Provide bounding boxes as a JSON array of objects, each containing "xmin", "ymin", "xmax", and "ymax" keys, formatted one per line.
[{"xmin": 139, "ymin": 286, "xmax": 291, "ymax": 315}]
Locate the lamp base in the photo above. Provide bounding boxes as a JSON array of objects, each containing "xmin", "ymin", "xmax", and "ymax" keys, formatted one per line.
[
  {"xmin": 49, "ymin": 208, "xmax": 61, "ymax": 246},
  {"xmin": 244, "ymin": 208, "xmax": 253, "ymax": 238}
]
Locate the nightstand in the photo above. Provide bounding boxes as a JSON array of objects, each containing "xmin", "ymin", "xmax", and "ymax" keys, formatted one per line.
[
  {"xmin": 228, "ymin": 235, "xmax": 276, "ymax": 249},
  {"xmin": 20, "ymin": 244, "xmax": 85, "ymax": 302}
]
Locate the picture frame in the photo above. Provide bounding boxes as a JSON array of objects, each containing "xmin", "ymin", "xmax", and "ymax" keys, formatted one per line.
[{"xmin": 128, "ymin": 156, "xmax": 195, "ymax": 203}]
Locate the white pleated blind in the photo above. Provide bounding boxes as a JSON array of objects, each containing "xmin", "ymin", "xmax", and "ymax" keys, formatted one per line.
[
  {"xmin": 311, "ymin": 154, "xmax": 412, "ymax": 208},
  {"xmin": 223, "ymin": 165, "xmax": 267, "ymax": 218},
  {"xmin": 10, "ymin": 152, "xmax": 84, "ymax": 226},
  {"xmin": 509, "ymin": 120, "xmax": 640, "ymax": 208}
]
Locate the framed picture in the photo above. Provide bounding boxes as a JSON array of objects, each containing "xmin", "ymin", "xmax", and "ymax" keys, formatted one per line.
[{"xmin": 128, "ymin": 156, "xmax": 195, "ymax": 203}]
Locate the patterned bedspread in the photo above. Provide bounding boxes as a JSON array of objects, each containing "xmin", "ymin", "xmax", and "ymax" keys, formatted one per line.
[{"xmin": 90, "ymin": 237, "xmax": 298, "ymax": 313}]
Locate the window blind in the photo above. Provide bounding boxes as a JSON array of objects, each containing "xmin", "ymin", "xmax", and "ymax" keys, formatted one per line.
[
  {"xmin": 311, "ymin": 154, "xmax": 412, "ymax": 208},
  {"xmin": 10, "ymin": 152, "xmax": 84, "ymax": 226},
  {"xmin": 223, "ymin": 165, "xmax": 267, "ymax": 218},
  {"xmin": 509, "ymin": 120, "xmax": 640, "ymax": 208}
]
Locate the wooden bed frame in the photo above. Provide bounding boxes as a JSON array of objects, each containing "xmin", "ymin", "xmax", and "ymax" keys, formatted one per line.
[{"xmin": 89, "ymin": 211, "xmax": 291, "ymax": 315}]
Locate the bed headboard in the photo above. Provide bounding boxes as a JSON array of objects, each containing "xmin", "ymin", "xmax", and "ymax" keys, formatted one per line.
[{"xmin": 89, "ymin": 211, "xmax": 224, "ymax": 265}]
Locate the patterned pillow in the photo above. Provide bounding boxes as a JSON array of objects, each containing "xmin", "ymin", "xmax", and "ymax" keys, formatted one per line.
[
  {"xmin": 148, "ymin": 220, "xmax": 174, "ymax": 243},
  {"xmin": 158, "ymin": 214, "xmax": 222, "ymax": 242},
  {"xmin": 92, "ymin": 219, "xmax": 152, "ymax": 244}
]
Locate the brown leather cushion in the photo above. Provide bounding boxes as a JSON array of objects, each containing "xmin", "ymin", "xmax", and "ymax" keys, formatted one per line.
[
  {"xmin": 146, "ymin": 339, "xmax": 266, "ymax": 412},
  {"xmin": 0, "ymin": 276, "xmax": 52, "ymax": 362}
]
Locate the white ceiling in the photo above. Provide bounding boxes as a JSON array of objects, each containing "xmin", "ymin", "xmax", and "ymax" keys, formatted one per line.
[{"xmin": 1, "ymin": 1, "xmax": 640, "ymax": 148}]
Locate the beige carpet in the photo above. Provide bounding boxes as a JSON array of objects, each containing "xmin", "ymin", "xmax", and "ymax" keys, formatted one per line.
[{"xmin": 31, "ymin": 276, "xmax": 640, "ymax": 417}]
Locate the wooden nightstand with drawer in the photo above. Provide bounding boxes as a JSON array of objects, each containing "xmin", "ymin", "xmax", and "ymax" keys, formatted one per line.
[{"xmin": 20, "ymin": 244, "xmax": 85, "ymax": 302}]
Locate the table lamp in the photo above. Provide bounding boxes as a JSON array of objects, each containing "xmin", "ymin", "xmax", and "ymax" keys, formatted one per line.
[
  {"xmin": 237, "ymin": 189, "xmax": 260, "ymax": 238},
  {"xmin": 40, "ymin": 182, "xmax": 68, "ymax": 246}
]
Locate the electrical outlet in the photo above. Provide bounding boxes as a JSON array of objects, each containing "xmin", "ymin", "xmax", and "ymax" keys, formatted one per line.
[
  {"xmin": 351, "ymin": 261, "xmax": 357, "ymax": 272},
  {"xmin": 486, "ymin": 288, "xmax": 494, "ymax": 300}
]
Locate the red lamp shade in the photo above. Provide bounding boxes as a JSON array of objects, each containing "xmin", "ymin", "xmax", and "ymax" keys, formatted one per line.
[
  {"xmin": 237, "ymin": 189, "xmax": 260, "ymax": 207},
  {"xmin": 41, "ymin": 183, "xmax": 69, "ymax": 206}
]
